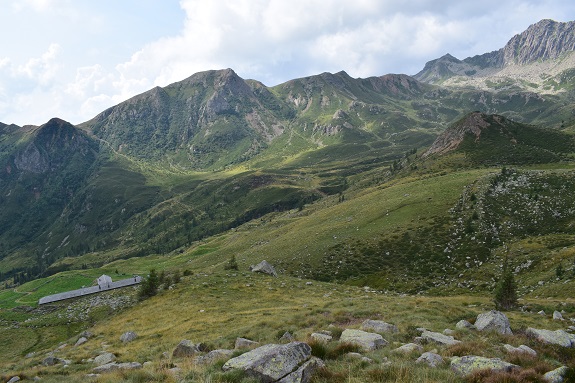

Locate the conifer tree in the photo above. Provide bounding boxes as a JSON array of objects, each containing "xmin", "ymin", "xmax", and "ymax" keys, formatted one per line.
[
  {"xmin": 494, "ymin": 258, "xmax": 518, "ymax": 310},
  {"xmin": 138, "ymin": 269, "xmax": 159, "ymax": 300}
]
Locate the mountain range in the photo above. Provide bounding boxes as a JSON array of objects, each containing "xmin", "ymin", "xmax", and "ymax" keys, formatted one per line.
[{"xmin": 1, "ymin": 18, "xmax": 575, "ymax": 294}]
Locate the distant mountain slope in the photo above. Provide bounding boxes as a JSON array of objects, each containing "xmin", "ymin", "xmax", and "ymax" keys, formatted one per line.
[
  {"xmin": 0, "ymin": 119, "xmax": 99, "ymax": 268},
  {"xmin": 414, "ymin": 19, "xmax": 575, "ymax": 93},
  {"xmin": 81, "ymin": 69, "xmax": 292, "ymax": 170},
  {"xmin": 424, "ymin": 111, "xmax": 575, "ymax": 165}
]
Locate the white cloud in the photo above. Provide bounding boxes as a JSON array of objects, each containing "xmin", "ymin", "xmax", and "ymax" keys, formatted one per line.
[{"xmin": 15, "ymin": 43, "xmax": 60, "ymax": 85}]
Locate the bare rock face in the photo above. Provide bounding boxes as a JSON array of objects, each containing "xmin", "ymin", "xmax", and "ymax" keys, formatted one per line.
[{"xmin": 502, "ymin": 19, "xmax": 575, "ymax": 66}]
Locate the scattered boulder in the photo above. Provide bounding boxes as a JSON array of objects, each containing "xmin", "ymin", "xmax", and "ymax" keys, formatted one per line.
[
  {"xmin": 360, "ymin": 319, "xmax": 398, "ymax": 334},
  {"xmin": 235, "ymin": 337, "xmax": 260, "ymax": 349},
  {"xmin": 543, "ymin": 366, "xmax": 569, "ymax": 383},
  {"xmin": 94, "ymin": 352, "xmax": 116, "ymax": 366},
  {"xmin": 75, "ymin": 337, "xmax": 88, "ymax": 346},
  {"xmin": 553, "ymin": 311, "xmax": 564, "ymax": 321},
  {"xmin": 7, "ymin": 376, "xmax": 20, "ymax": 383},
  {"xmin": 393, "ymin": 343, "xmax": 423, "ymax": 354},
  {"xmin": 503, "ymin": 344, "xmax": 537, "ymax": 356},
  {"xmin": 475, "ymin": 311, "xmax": 512, "ymax": 335},
  {"xmin": 443, "ymin": 329, "xmax": 455, "ymax": 336},
  {"xmin": 195, "ymin": 349, "xmax": 235, "ymax": 365},
  {"xmin": 120, "ymin": 331, "xmax": 138, "ymax": 343},
  {"xmin": 279, "ymin": 332, "xmax": 295, "ymax": 343},
  {"xmin": 538, "ymin": 310, "xmax": 546, "ymax": 316},
  {"xmin": 421, "ymin": 330, "xmax": 461, "ymax": 346},
  {"xmin": 526, "ymin": 328, "xmax": 574, "ymax": 348},
  {"xmin": 42, "ymin": 356, "xmax": 59, "ymax": 366},
  {"xmin": 310, "ymin": 333, "xmax": 332, "ymax": 343},
  {"xmin": 222, "ymin": 342, "xmax": 312, "ymax": 383},
  {"xmin": 172, "ymin": 340, "xmax": 207, "ymax": 357},
  {"xmin": 339, "ymin": 329, "xmax": 388, "ymax": 351},
  {"xmin": 250, "ymin": 260, "xmax": 277, "ymax": 277},
  {"xmin": 450, "ymin": 356, "xmax": 519, "ymax": 376},
  {"xmin": 456, "ymin": 320, "xmax": 475, "ymax": 330},
  {"xmin": 93, "ymin": 362, "xmax": 142, "ymax": 373},
  {"xmin": 80, "ymin": 331, "xmax": 94, "ymax": 338},
  {"xmin": 416, "ymin": 352, "xmax": 444, "ymax": 368}
]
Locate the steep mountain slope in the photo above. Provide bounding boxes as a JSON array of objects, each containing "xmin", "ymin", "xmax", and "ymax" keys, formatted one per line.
[{"xmin": 0, "ymin": 119, "xmax": 99, "ymax": 275}]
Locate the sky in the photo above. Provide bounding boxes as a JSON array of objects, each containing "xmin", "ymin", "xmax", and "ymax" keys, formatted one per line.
[{"xmin": 1, "ymin": 0, "xmax": 575, "ymax": 126}]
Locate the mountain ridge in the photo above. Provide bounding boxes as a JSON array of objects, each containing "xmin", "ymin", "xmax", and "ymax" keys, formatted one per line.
[{"xmin": 414, "ymin": 19, "xmax": 575, "ymax": 89}]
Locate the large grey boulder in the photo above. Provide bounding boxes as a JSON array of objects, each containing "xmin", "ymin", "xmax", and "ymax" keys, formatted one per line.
[
  {"xmin": 222, "ymin": 342, "xmax": 312, "ymax": 383},
  {"xmin": 7, "ymin": 376, "xmax": 20, "ymax": 383},
  {"xmin": 339, "ymin": 329, "xmax": 388, "ymax": 351},
  {"xmin": 543, "ymin": 366, "xmax": 569, "ymax": 383},
  {"xmin": 75, "ymin": 336, "xmax": 88, "ymax": 346},
  {"xmin": 235, "ymin": 337, "xmax": 260, "ymax": 349},
  {"xmin": 421, "ymin": 330, "xmax": 461, "ymax": 346},
  {"xmin": 553, "ymin": 311, "xmax": 564, "ymax": 321},
  {"xmin": 250, "ymin": 260, "xmax": 278, "ymax": 277},
  {"xmin": 451, "ymin": 356, "xmax": 519, "ymax": 376},
  {"xmin": 94, "ymin": 352, "xmax": 116, "ymax": 366},
  {"xmin": 120, "ymin": 331, "xmax": 138, "ymax": 343},
  {"xmin": 93, "ymin": 362, "xmax": 142, "ymax": 373},
  {"xmin": 475, "ymin": 311, "xmax": 512, "ymax": 334},
  {"xmin": 526, "ymin": 328, "xmax": 574, "ymax": 348},
  {"xmin": 195, "ymin": 349, "xmax": 235, "ymax": 365},
  {"xmin": 360, "ymin": 319, "xmax": 399, "ymax": 334},
  {"xmin": 416, "ymin": 352, "xmax": 444, "ymax": 368},
  {"xmin": 173, "ymin": 340, "xmax": 207, "ymax": 357}
]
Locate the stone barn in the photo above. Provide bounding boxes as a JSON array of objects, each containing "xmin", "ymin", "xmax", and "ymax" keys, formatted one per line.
[{"xmin": 97, "ymin": 274, "xmax": 113, "ymax": 288}]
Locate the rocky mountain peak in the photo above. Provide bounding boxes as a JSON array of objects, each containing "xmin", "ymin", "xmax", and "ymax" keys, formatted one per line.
[
  {"xmin": 502, "ymin": 19, "xmax": 575, "ymax": 65},
  {"xmin": 14, "ymin": 118, "xmax": 95, "ymax": 174},
  {"xmin": 423, "ymin": 111, "xmax": 494, "ymax": 157}
]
